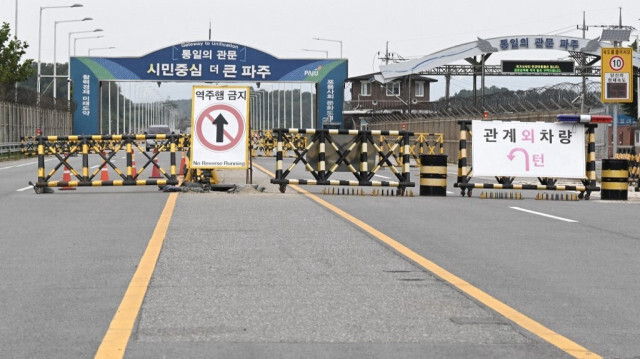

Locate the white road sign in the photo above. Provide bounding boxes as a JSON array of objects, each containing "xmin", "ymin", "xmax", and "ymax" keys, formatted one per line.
[
  {"xmin": 191, "ymin": 86, "xmax": 250, "ymax": 169},
  {"xmin": 472, "ymin": 120, "xmax": 585, "ymax": 178}
]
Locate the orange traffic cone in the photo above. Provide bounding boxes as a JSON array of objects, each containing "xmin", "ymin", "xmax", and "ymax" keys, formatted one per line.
[
  {"xmin": 100, "ymin": 164, "xmax": 110, "ymax": 181},
  {"xmin": 179, "ymin": 150, "xmax": 186, "ymax": 176},
  {"xmin": 150, "ymin": 148, "xmax": 163, "ymax": 178},
  {"xmin": 100, "ymin": 152, "xmax": 110, "ymax": 181},
  {"xmin": 60, "ymin": 165, "xmax": 76, "ymax": 190},
  {"xmin": 131, "ymin": 151, "xmax": 137, "ymax": 178}
]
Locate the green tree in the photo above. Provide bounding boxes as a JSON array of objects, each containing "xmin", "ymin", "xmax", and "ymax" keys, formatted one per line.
[{"xmin": 0, "ymin": 22, "xmax": 34, "ymax": 84}]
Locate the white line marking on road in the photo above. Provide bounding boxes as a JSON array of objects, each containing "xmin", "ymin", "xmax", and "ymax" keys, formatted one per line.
[
  {"xmin": 509, "ymin": 206, "xmax": 578, "ymax": 223},
  {"xmin": 374, "ymin": 174, "xmax": 391, "ymax": 179},
  {"xmin": 447, "ymin": 191, "xmax": 454, "ymax": 194},
  {"xmin": 90, "ymin": 165, "xmax": 100, "ymax": 169},
  {"xmin": 16, "ymin": 186, "xmax": 33, "ymax": 192},
  {"xmin": 1, "ymin": 158, "xmax": 56, "ymax": 171},
  {"xmin": 0, "ymin": 161, "xmax": 37, "ymax": 171}
]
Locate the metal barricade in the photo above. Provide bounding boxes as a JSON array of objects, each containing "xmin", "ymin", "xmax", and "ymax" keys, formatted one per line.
[
  {"xmin": 30, "ymin": 134, "xmax": 182, "ymax": 193},
  {"xmin": 270, "ymin": 129, "xmax": 414, "ymax": 194}
]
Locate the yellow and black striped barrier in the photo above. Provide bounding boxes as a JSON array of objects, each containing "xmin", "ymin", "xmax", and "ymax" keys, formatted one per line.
[
  {"xmin": 271, "ymin": 128, "xmax": 415, "ymax": 194},
  {"xmin": 601, "ymin": 159, "xmax": 628, "ymax": 200},
  {"xmin": 378, "ymin": 132, "xmax": 444, "ymax": 167},
  {"xmin": 419, "ymin": 154, "xmax": 447, "ymax": 196},
  {"xmin": 22, "ymin": 134, "xmax": 190, "ymax": 156},
  {"xmin": 32, "ymin": 134, "xmax": 180, "ymax": 193},
  {"xmin": 615, "ymin": 148, "xmax": 639, "ymax": 190},
  {"xmin": 455, "ymin": 120, "xmax": 472, "ymax": 197}
]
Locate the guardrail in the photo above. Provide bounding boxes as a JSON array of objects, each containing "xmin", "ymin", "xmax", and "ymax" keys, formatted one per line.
[{"xmin": 0, "ymin": 142, "xmax": 22, "ymax": 159}]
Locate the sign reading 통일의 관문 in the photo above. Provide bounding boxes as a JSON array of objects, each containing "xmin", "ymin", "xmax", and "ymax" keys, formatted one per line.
[
  {"xmin": 472, "ymin": 120, "xmax": 585, "ymax": 178},
  {"xmin": 191, "ymin": 86, "xmax": 250, "ymax": 169}
]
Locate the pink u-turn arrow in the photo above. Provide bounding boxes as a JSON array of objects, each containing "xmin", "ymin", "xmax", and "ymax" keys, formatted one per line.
[{"xmin": 507, "ymin": 148, "xmax": 530, "ymax": 171}]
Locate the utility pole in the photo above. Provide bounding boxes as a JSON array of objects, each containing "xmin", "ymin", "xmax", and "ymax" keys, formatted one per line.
[{"xmin": 577, "ymin": 11, "xmax": 588, "ymax": 114}]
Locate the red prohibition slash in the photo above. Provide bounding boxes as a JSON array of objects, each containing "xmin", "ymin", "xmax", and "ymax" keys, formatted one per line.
[{"xmin": 195, "ymin": 104, "xmax": 245, "ymax": 152}]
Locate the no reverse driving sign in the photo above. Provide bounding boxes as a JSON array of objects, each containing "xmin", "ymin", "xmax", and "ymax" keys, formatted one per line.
[{"xmin": 191, "ymin": 86, "xmax": 250, "ymax": 169}]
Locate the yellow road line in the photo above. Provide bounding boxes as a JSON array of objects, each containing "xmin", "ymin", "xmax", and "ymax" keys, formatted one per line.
[
  {"xmin": 253, "ymin": 162, "xmax": 600, "ymax": 359},
  {"xmin": 94, "ymin": 192, "xmax": 179, "ymax": 359}
]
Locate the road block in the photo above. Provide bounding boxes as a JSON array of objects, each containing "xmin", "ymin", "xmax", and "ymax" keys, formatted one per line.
[
  {"xmin": 601, "ymin": 159, "xmax": 629, "ymax": 200},
  {"xmin": 270, "ymin": 129, "xmax": 414, "ymax": 194},
  {"xmin": 419, "ymin": 155, "xmax": 447, "ymax": 196},
  {"xmin": 31, "ymin": 134, "xmax": 180, "ymax": 193}
]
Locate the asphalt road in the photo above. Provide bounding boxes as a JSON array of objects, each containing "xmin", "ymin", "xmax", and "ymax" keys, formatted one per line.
[{"xmin": 1, "ymin": 154, "xmax": 639, "ymax": 358}]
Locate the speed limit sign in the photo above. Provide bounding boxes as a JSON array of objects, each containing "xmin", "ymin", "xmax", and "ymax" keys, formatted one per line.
[
  {"xmin": 601, "ymin": 47, "xmax": 633, "ymax": 103},
  {"xmin": 609, "ymin": 56, "xmax": 624, "ymax": 71}
]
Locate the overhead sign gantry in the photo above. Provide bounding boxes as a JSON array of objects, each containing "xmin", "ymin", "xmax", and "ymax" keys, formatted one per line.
[
  {"xmin": 379, "ymin": 34, "xmax": 640, "ymax": 79},
  {"xmin": 70, "ymin": 41, "xmax": 348, "ymax": 134}
]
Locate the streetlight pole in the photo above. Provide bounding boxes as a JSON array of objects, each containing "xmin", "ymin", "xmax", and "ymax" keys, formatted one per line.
[
  {"xmin": 313, "ymin": 37, "xmax": 342, "ymax": 58},
  {"xmin": 14, "ymin": 0, "xmax": 18, "ymax": 38},
  {"xmin": 88, "ymin": 46, "xmax": 115, "ymax": 55},
  {"xmin": 53, "ymin": 17, "xmax": 92, "ymax": 102},
  {"xmin": 38, "ymin": 4, "xmax": 83, "ymax": 106},
  {"xmin": 73, "ymin": 35, "xmax": 103, "ymax": 56},
  {"xmin": 301, "ymin": 49, "xmax": 328, "ymax": 58}
]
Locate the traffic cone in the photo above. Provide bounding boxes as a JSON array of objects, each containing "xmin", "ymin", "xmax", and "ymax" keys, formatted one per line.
[
  {"xmin": 100, "ymin": 152, "xmax": 110, "ymax": 181},
  {"xmin": 179, "ymin": 150, "xmax": 186, "ymax": 176},
  {"xmin": 60, "ymin": 165, "xmax": 76, "ymax": 191},
  {"xmin": 150, "ymin": 148, "xmax": 163, "ymax": 178},
  {"xmin": 131, "ymin": 151, "xmax": 137, "ymax": 178},
  {"xmin": 100, "ymin": 164, "xmax": 110, "ymax": 181}
]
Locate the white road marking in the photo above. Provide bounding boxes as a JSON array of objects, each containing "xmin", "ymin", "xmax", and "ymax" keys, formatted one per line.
[
  {"xmin": 16, "ymin": 186, "xmax": 33, "ymax": 192},
  {"xmin": 374, "ymin": 174, "xmax": 391, "ymax": 179},
  {"xmin": 446, "ymin": 191, "xmax": 454, "ymax": 194},
  {"xmin": 0, "ymin": 161, "xmax": 37, "ymax": 171},
  {"xmin": 509, "ymin": 206, "xmax": 578, "ymax": 223}
]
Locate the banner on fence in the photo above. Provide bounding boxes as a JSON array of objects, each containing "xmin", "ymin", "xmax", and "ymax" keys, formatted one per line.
[{"xmin": 472, "ymin": 120, "xmax": 585, "ymax": 178}]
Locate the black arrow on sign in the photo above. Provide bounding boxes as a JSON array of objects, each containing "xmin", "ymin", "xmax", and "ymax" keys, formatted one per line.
[{"xmin": 212, "ymin": 114, "xmax": 228, "ymax": 143}]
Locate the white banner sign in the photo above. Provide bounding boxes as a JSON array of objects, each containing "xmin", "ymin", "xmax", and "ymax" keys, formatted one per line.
[
  {"xmin": 191, "ymin": 86, "xmax": 250, "ymax": 169},
  {"xmin": 472, "ymin": 120, "xmax": 585, "ymax": 178}
]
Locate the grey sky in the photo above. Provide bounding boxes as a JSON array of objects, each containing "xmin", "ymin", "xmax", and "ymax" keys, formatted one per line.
[{"xmin": 4, "ymin": 0, "xmax": 640, "ymax": 100}]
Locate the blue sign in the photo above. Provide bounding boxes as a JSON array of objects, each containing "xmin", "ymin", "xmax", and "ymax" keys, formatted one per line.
[
  {"xmin": 70, "ymin": 41, "xmax": 347, "ymax": 134},
  {"xmin": 617, "ymin": 114, "xmax": 636, "ymax": 126}
]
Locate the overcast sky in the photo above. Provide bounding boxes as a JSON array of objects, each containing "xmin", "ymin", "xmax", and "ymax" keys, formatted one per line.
[{"xmin": 4, "ymin": 0, "xmax": 640, "ymax": 100}]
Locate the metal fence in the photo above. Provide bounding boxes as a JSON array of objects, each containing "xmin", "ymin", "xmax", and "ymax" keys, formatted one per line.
[{"xmin": 0, "ymin": 101, "xmax": 72, "ymax": 143}]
